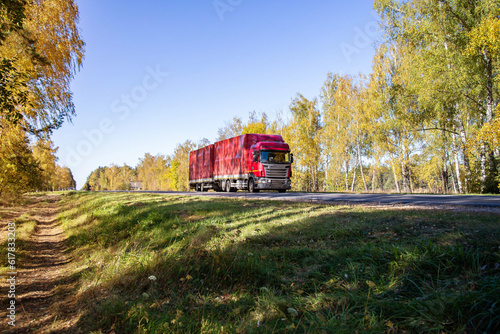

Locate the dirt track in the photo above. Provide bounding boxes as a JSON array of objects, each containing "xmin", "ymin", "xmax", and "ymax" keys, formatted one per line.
[{"xmin": 1, "ymin": 195, "xmax": 80, "ymax": 333}]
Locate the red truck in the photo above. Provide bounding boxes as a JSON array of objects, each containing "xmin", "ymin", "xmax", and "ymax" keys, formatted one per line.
[{"xmin": 189, "ymin": 134, "xmax": 293, "ymax": 192}]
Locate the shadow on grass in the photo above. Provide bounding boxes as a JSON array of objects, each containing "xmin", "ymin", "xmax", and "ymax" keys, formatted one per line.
[{"xmin": 57, "ymin": 192, "xmax": 499, "ymax": 333}]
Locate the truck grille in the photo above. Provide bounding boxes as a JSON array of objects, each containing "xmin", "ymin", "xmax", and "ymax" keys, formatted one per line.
[
  {"xmin": 270, "ymin": 179, "xmax": 286, "ymax": 187},
  {"xmin": 263, "ymin": 165, "xmax": 289, "ymax": 178}
]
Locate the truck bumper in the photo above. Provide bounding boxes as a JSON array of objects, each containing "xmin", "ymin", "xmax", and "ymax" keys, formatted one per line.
[{"xmin": 255, "ymin": 178, "xmax": 291, "ymax": 190}]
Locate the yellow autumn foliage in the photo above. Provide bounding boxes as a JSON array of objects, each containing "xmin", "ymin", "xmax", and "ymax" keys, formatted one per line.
[{"xmin": 467, "ymin": 14, "xmax": 500, "ymax": 57}]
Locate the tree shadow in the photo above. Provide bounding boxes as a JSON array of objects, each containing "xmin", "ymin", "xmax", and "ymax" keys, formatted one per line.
[{"xmin": 52, "ymin": 194, "xmax": 500, "ymax": 333}]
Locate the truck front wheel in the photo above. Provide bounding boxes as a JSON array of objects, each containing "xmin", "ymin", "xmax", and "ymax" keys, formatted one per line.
[{"xmin": 248, "ymin": 179, "xmax": 259, "ymax": 193}]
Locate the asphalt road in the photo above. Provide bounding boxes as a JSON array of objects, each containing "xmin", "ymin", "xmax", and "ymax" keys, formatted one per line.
[{"xmin": 124, "ymin": 190, "xmax": 500, "ymax": 208}]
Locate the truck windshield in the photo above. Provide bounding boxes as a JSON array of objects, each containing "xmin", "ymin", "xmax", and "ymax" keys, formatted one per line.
[{"xmin": 261, "ymin": 151, "xmax": 291, "ymax": 163}]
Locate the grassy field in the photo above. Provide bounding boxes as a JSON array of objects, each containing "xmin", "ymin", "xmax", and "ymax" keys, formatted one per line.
[{"xmin": 55, "ymin": 192, "xmax": 499, "ymax": 333}]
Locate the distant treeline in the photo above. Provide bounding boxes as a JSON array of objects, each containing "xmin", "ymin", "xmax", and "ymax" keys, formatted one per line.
[
  {"xmin": 83, "ymin": 140, "xmax": 203, "ymax": 192},
  {"xmin": 84, "ymin": 0, "xmax": 500, "ymax": 194}
]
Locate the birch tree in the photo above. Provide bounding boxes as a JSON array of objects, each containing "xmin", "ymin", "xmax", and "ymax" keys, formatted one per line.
[
  {"xmin": 284, "ymin": 94, "xmax": 322, "ymax": 192},
  {"xmin": 375, "ymin": 0, "xmax": 500, "ymax": 193},
  {"xmin": 367, "ymin": 44, "xmax": 422, "ymax": 193},
  {"xmin": 0, "ymin": 0, "xmax": 85, "ymax": 134}
]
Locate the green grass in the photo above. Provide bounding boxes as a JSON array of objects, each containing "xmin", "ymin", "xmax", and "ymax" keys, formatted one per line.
[
  {"xmin": 0, "ymin": 213, "xmax": 37, "ymax": 275},
  {"xmin": 57, "ymin": 191, "xmax": 500, "ymax": 333}
]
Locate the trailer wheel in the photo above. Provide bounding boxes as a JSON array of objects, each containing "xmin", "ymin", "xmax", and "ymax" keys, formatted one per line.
[
  {"xmin": 225, "ymin": 180, "xmax": 231, "ymax": 193},
  {"xmin": 214, "ymin": 182, "xmax": 222, "ymax": 192},
  {"xmin": 248, "ymin": 179, "xmax": 259, "ymax": 193},
  {"xmin": 278, "ymin": 189, "xmax": 286, "ymax": 193}
]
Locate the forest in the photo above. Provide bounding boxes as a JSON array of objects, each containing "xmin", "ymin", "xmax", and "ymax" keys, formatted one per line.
[{"xmin": 85, "ymin": 0, "xmax": 500, "ymax": 194}]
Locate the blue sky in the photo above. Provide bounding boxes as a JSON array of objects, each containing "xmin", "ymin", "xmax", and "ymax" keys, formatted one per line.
[{"xmin": 51, "ymin": 0, "xmax": 382, "ymax": 188}]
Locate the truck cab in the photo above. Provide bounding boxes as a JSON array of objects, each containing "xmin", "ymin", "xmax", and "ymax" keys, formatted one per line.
[{"xmin": 248, "ymin": 141, "xmax": 293, "ymax": 193}]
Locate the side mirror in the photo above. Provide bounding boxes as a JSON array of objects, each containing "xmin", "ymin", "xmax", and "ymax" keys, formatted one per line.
[
  {"xmin": 252, "ymin": 151, "xmax": 259, "ymax": 162},
  {"xmin": 290, "ymin": 154, "xmax": 294, "ymax": 163}
]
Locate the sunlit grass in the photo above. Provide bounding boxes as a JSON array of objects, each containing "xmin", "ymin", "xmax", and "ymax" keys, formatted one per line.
[
  {"xmin": 57, "ymin": 191, "xmax": 500, "ymax": 333},
  {"xmin": 0, "ymin": 213, "xmax": 37, "ymax": 275}
]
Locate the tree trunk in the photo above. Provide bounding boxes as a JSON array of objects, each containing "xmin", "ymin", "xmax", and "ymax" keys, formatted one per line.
[
  {"xmin": 458, "ymin": 118, "xmax": 471, "ymax": 193},
  {"xmin": 401, "ymin": 161, "xmax": 412, "ymax": 193},
  {"xmin": 357, "ymin": 142, "xmax": 368, "ymax": 192},
  {"xmin": 441, "ymin": 162, "xmax": 449, "ymax": 194},
  {"xmin": 441, "ymin": 129, "xmax": 449, "ymax": 194},
  {"xmin": 480, "ymin": 144, "xmax": 488, "ymax": 193},
  {"xmin": 351, "ymin": 163, "xmax": 357, "ymax": 192},
  {"xmin": 449, "ymin": 162, "xmax": 458, "ymax": 194},
  {"xmin": 453, "ymin": 134, "xmax": 463, "ymax": 193},
  {"xmin": 345, "ymin": 160, "xmax": 349, "ymax": 191},
  {"xmin": 310, "ymin": 167, "xmax": 314, "ymax": 192},
  {"xmin": 482, "ymin": 51, "xmax": 498, "ymax": 193},
  {"xmin": 372, "ymin": 168, "xmax": 376, "ymax": 193},
  {"xmin": 315, "ymin": 167, "xmax": 318, "ymax": 192},
  {"xmin": 325, "ymin": 155, "xmax": 329, "ymax": 191},
  {"xmin": 391, "ymin": 160, "xmax": 401, "ymax": 194}
]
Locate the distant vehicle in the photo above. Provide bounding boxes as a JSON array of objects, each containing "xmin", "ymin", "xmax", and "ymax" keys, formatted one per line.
[{"xmin": 189, "ymin": 134, "xmax": 293, "ymax": 193}]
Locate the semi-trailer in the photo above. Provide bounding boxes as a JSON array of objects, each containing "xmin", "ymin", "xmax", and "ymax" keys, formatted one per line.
[{"xmin": 189, "ymin": 134, "xmax": 293, "ymax": 192}]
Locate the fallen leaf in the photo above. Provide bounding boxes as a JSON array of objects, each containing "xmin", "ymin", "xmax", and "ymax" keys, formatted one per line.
[{"xmin": 366, "ymin": 280, "xmax": 376, "ymax": 288}]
